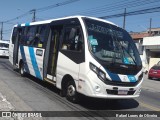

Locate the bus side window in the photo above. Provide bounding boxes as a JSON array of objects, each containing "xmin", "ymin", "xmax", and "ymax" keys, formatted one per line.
[
  {"xmin": 19, "ymin": 27, "xmax": 24, "ymax": 45},
  {"xmin": 21, "ymin": 27, "xmax": 29, "ymax": 45},
  {"xmin": 37, "ymin": 25, "xmax": 47, "ymax": 48},
  {"xmin": 28, "ymin": 25, "xmax": 47, "ymax": 48},
  {"xmin": 27, "ymin": 26, "xmax": 37, "ymax": 47},
  {"xmin": 12, "ymin": 27, "xmax": 23, "ymax": 46},
  {"xmin": 62, "ymin": 27, "xmax": 83, "ymax": 51}
]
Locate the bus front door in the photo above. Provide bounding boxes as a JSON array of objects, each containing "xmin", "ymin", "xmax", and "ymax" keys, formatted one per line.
[
  {"xmin": 44, "ymin": 26, "xmax": 61, "ymax": 82},
  {"xmin": 13, "ymin": 30, "xmax": 21, "ymax": 68}
]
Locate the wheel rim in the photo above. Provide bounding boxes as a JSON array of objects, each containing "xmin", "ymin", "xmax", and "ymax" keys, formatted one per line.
[{"xmin": 67, "ymin": 85, "xmax": 76, "ymax": 97}]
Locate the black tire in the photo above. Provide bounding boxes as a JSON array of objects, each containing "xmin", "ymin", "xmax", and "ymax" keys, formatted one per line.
[
  {"xmin": 20, "ymin": 62, "xmax": 26, "ymax": 77},
  {"xmin": 66, "ymin": 80, "xmax": 79, "ymax": 103}
]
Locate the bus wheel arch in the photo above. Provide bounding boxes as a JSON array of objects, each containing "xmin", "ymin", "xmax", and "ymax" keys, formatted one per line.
[{"xmin": 61, "ymin": 74, "xmax": 79, "ymax": 103}]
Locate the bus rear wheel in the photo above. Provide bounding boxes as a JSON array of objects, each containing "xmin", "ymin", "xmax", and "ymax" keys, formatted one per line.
[
  {"xmin": 66, "ymin": 80, "xmax": 79, "ymax": 103},
  {"xmin": 20, "ymin": 62, "xmax": 26, "ymax": 77}
]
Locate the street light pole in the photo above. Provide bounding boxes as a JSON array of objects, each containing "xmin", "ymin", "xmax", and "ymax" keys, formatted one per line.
[
  {"xmin": 31, "ymin": 9, "xmax": 36, "ymax": 22},
  {"xmin": 0, "ymin": 22, "xmax": 3, "ymax": 40},
  {"xmin": 123, "ymin": 8, "xmax": 126, "ymax": 30}
]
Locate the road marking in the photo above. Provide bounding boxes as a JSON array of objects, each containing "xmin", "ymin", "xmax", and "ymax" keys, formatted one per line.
[{"xmin": 139, "ymin": 101, "xmax": 160, "ymax": 111}]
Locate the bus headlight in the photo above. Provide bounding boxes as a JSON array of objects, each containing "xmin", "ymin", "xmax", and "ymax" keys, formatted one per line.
[
  {"xmin": 98, "ymin": 70, "xmax": 106, "ymax": 80},
  {"xmin": 89, "ymin": 62, "xmax": 98, "ymax": 74},
  {"xmin": 89, "ymin": 62, "xmax": 106, "ymax": 81}
]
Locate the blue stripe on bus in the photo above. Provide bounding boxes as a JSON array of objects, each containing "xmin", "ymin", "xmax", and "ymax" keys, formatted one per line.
[
  {"xmin": 127, "ymin": 75, "xmax": 136, "ymax": 82},
  {"xmin": 105, "ymin": 70, "xmax": 121, "ymax": 82},
  {"xmin": 20, "ymin": 46, "xmax": 30, "ymax": 74},
  {"xmin": 28, "ymin": 47, "xmax": 42, "ymax": 80}
]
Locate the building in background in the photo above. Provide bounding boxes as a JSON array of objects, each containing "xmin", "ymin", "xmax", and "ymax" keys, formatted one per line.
[{"xmin": 130, "ymin": 28, "xmax": 160, "ymax": 72}]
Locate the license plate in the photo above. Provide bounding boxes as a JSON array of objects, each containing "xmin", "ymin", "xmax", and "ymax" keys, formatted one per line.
[{"xmin": 118, "ymin": 90, "xmax": 128, "ymax": 95}]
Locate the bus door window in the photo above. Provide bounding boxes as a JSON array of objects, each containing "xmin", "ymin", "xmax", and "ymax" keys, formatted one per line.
[
  {"xmin": 50, "ymin": 30, "xmax": 59, "ymax": 75},
  {"xmin": 13, "ymin": 28, "xmax": 22, "ymax": 66},
  {"xmin": 47, "ymin": 26, "xmax": 63, "ymax": 76},
  {"xmin": 12, "ymin": 27, "xmax": 18, "ymax": 44}
]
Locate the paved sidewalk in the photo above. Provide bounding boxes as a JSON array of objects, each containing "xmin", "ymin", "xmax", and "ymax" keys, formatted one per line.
[
  {"xmin": 0, "ymin": 73, "xmax": 159, "ymax": 120},
  {"xmin": 0, "ymin": 92, "xmax": 43, "ymax": 120},
  {"xmin": 0, "ymin": 92, "xmax": 15, "ymax": 120},
  {"xmin": 0, "ymin": 93, "xmax": 14, "ymax": 111}
]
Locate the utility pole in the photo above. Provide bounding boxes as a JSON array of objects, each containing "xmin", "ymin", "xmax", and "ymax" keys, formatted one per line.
[
  {"xmin": 0, "ymin": 22, "xmax": 3, "ymax": 40},
  {"xmin": 123, "ymin": 8, "xmax": 126, "ymax": 29},
  {"xmin": 31, "ymin": 9, "xmax": 36, "ymax": 22},
  {"xmin": 149, "ymin": 18, "xmax": 152, "ymax": 36}
]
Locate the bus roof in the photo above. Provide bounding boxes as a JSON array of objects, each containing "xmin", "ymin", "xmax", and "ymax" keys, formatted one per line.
[{"xmin": 14, "ymin": 15, "xmax": 117, "ymax": 27}]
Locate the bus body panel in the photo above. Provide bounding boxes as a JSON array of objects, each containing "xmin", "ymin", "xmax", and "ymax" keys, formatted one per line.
[
  {"xmin": 56, "ymin": 52, "xmax": 80, "ymax": 89},
  {"xmin": 77, "ymin": 44, "xmax": 143, "ymax": 98},
  {"xmin": 9, "ymin": 16, "xmax": 143, "ymax": 100},
  {"xmin": 20, "ymin": 46, "xmax": 44, "ymax": 80},
  {"xmin": 85, "ymin": 70, "xmax": 143, "ymax": 98}
]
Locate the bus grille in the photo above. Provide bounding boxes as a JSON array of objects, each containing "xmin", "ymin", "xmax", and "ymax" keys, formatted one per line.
[
  {"xmin": 104, "ymin": 80, "xmax": 140, "ymax": 87},
  {"xmin": 106, "ymin": 89, "xmax": 135, "ymax": 95}
]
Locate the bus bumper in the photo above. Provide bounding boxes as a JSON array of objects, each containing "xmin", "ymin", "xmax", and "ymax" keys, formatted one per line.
[{"xmin": 77, "ymin": 71, "xmax": 143, "ymax": 99}]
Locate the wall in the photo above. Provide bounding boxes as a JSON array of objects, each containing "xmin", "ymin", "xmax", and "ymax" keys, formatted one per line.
[
  {"xmin": 142, "ymin": 36, "xmax": 160, "ymax": 71},
  {"xmin": 143, "ymin": 36, "xmax": 160, "ymax": 46},
  {"xmin": 149, "ymin": 58, "xmax": 160, "ymax": 70}
]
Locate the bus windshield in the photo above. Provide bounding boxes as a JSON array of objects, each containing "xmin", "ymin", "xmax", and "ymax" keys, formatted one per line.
[{"xmin": 84, "ymin": 18, "xmax": 142, "ymax": 67}]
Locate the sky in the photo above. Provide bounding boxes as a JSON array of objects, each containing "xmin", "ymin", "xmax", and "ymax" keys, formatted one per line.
[{"xmin": 0, "ymin": 0, "xmax": 160, "ymax": 40}]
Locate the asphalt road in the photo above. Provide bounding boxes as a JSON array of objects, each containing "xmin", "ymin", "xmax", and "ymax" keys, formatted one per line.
[{"xmin": 0, "ymin": 58, "xmax": 160, "ymax": 120}]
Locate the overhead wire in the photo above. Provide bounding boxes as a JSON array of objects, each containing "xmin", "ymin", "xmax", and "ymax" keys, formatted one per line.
[
  {"xmin": 72, "ymin": 0, "xmax": 160, "ymax": 16},
  {"xmin": 36, "ymin": 0, "xmax": 80, "ymax": 12},
  {"xmin": 100, "ymin": 6, "xmax": 160, "ymax": 19},
  {"xmin": 36, "ymin": 0, "xmax": 160, "ymax": 22},
  {"xmin": 2, "ymin": 0, "xmax": 160, "ymax": 23},
  {"xmin": 1, "ymin": 0, "xmax": 160, "ymax": 37},
  {"xmin": 1, "ymin": 0, "xmax": 80, "ymax": 39},
  {"xmin": 2, "ymin": 0, "xmax": 80, "ymax": 23}
]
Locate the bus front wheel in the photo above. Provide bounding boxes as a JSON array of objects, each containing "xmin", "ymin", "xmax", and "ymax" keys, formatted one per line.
[{"xmin": 66, "ymin": 80, "xmax": 79, "ymax": 103}]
